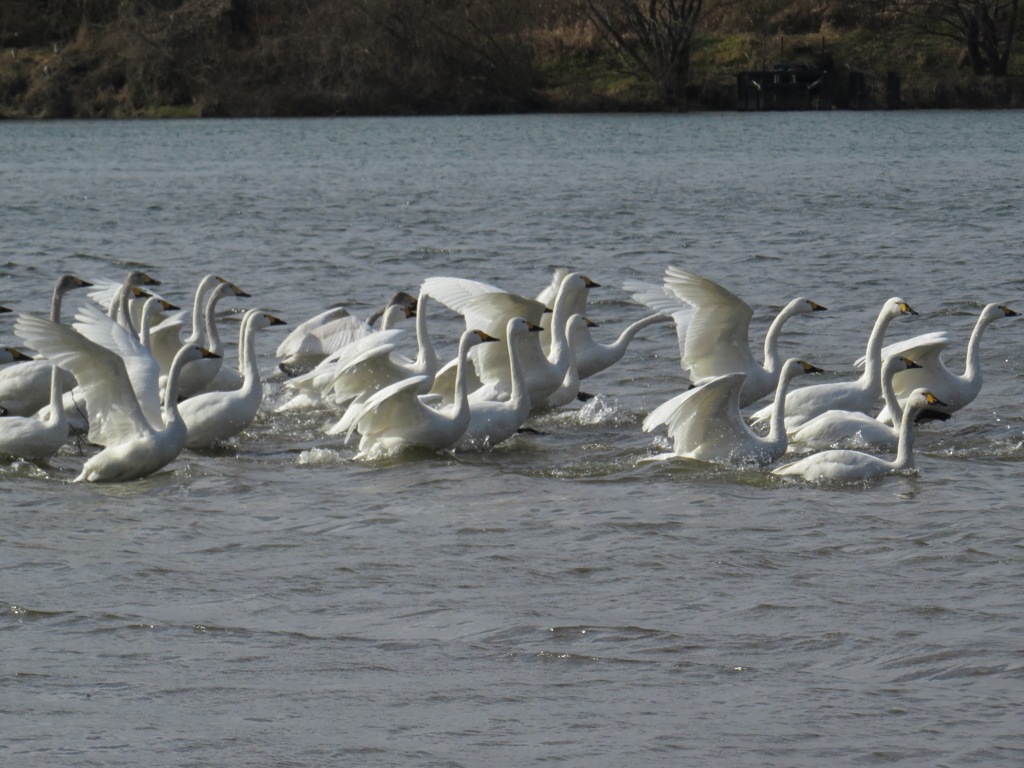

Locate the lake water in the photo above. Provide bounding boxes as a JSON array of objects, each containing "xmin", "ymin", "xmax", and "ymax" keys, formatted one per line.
[{"xmin": 2, "ymin": 112, "xmax": 1023, "ymax": 767}]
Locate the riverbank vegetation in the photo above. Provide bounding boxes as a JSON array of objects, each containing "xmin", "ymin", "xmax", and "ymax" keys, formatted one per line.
[{"xmin": 1, "ymin": 0, "xmax": 1021, "ymax": 118}]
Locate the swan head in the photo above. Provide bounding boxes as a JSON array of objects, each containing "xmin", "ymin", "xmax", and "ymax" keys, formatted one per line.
[
  {"xmin": 1, "ymin": 346, "xmax": 33, "ymax": 363},
  {"xmin": 465, "ymin": 329, "xmax": 500, "ymax": 347},
  {"xmin": 388, "ymin": 291, "xmax": 418, "ymax": 314},
  {"xmin": 781, "ymin": 358, "xmax": 824, "ymax": 377},
  {"xmin": 124, "ymin": 270, "xmax": 161, "ymax": 288},
  {"xmin": 379, "ymin": 303, "xmax": 414, "ymax": 330},
  {"xmin": 248, "ymin": 311, "xmax": 288, "ymax": 331},
  {"xmin": 980, "ymin": 303, "xmax": 1019, "ymax": 323},
  {"xmin": 558, "ymin": 273, "xmax": 599, "ymax": 298},
  {"xmin": 797, "ymin": 298, "xmax": 827, "ymax": 313},
  {"xmin": 885, "ymin": 298, "xmax": 918, "ymax": 318},
  {"xmin": 883, "ymin": 354, "xmax": 922, "ymax": 373},
  {"xmin": 177, "ymin": 344, "xmax": 222, "ymax": 365},
  {"xmin": 505, "ymin": 317, "xmax": 544, "ymax": 338},
  {"xmin": 905, "ymin": 388, "xmax": 947, "ymax": 411},
  {"xmin": 55, "ymin": 274, "xmax": 94, "ymax": 295}
]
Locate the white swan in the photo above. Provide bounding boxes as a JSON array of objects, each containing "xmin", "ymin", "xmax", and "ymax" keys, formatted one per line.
[
  {"xmin": 872, "ymin": 303, "xmax": 1019, "ymax": 422},
  {"xmin": 457, "ymin": 317, "xmax": 542, "ymax": 449},
  {"xmin": 773, "ymin": 389, "xmax": 945, "ymax": 483},
  {"xmin": 539, "ymin": 314, "xmax": 595, "ymax": 409},
  {"xmin": 642, "ymin": 358, "xmax": 822, "ymax": 466},
  {"xmin": 534, "ymin": 268, "xmax": 599, "ymax": 354},
  {"xmin": 751, "ymin": 297, "xmax": 918, "ymax": 429},
  {"xmin": 787, "ymin": 356, "xmax": 922, "ymax": 451},
  {"xmin": 575, "ymin": 312, "xmax": 672, "ymax": 381},
  {"xmin": 179, "ymin": 310, "xmax": 286, "ymax": 448},
  {"xmin": 277, "ymin": 291, "xmax": 417, "ymax": 375},
  {"xmin": 320, "ymin": 289, "xmax": 438, "ymax": 414},
  {"xmin": 14, "ymin": 313, "xmax": 219, "ymax": 483},
  {"xmin": 0, "ymin": 358, "xmax": 68, "ymax": 460},
  {"xmin": 86, "ymin": 270, "xmax": 163, "ymax": 328},
  {"xmin": 0, "ymin": 274, "xmax": 92, "ymax": 416},
  {"xmin": 337, "ymin": 329, "xmax": 497, "ymax": 457},
  {"xmin": 630, "ymin": 267, "xmax": 827, "ymax": 406}
]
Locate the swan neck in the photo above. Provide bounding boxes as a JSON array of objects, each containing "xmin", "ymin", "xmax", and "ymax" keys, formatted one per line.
[
  {"xmin": 861, "ymin": 307, "xmax": 894, "ymax": 392},
  {"xmin": 119, "ymin": 286, "xmax": 138, "ymax": 337},
  {"xmin": 880, "ymin": 362, "xmax": 904, "ymax": 422},
  {"xmin": 49, "ymin": 282, "xmax": 65, "ymax": 323},
  {"xmin": 189, "ymin": 276, "xmax": 217, "ymax": 344},
  {"xmin": 507, "ymin": 330, "xmax": 528, "ymax": 402},
  {"xmin": 239, "ymin": 315, "xmax": 261, "ymax": 389},
  {"xmin": 962, "ymin": 313, "xmax": 992, "ymax": 384},
  {"xmin": 762, "ymin": 304, "xmax": 795, "ymax": 375},
  {"xmin": 47, "ymin": 363, "xmax": 66, "ymax": 425},
  {"xmin": 414, "ymin": 295, "xmax": 437, "ymax": 371},
  {"xmin": 764, "ymin": 367, "xmax": 797, "ymax": 446},
  {"xmin": 610, "ymin": 314, "xmax": 668, "ymax": 354},
  {"xmin": 162, "ymin": 349, "xmax": 192, "ymax": 428},
  {"xmin": 452, "ymin": 335, "xmax": 475, "ymax": 413},
  {"xmin": 893, "ymin": 403, "xmax": 918, "ymax": 469}
]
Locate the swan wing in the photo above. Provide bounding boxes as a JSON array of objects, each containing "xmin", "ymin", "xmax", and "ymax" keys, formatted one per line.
[
  {"xmin": 73, "ymin": 304, "xmax": 163, "ymax": 426},
  {"xmin": 536, "ymin": 268, "xmax": 573, "ymax": 306},
  {"xmin": 275, "ymin": 307, "xmax": 351, "ymax": 358},
  {"xmin": 307, "ymin": 315, "xmax": 375, "ymax": 357},
  {"xmin": 420, "ymin": 277, "xmax": 505, "ymax": 315},
  {"xmin": 14, "ymin": 314, "xmax": 153, "ymax": 446},
  {"xmin": 85, "ymin": 278, "xmax": 122, "ymax": 313},
  {"xmin": 644, "ymin": 373, "xmax": 746, "ymax": 455},
  {"xmin": 337, "ymin": 375, "xmax": 429, "ymax": 443},
  {"xmin": 663, "ymin": 268, "xmax": 758, "ymax": 382},
  {"xmin": 855, "ymin": 331, "xmax": 952, "ymax": 368}
]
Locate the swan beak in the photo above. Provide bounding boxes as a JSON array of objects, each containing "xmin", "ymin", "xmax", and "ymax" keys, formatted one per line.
[
  {"xmin": 404, "ymin": 306, "xmax": 416, "ymax": 318},
  {"xmin": 924, "ymin": 392, "xmax": 947, "ymax": 407},
  {"xmin": 159, "ymin": 299, "xmax": 181, "ymax": 311},
  {"xmin": 131, "ymin": 287, "xmax": 152, "ymax": 299},
  {"xmin": 809, "ymin": 300, "xmax": 827, "ymax": 311},
  {"xmin": 526, "ymin": 322, "xmax": 544, "ymax": 333},
  {"xmin": 0, "ymin": 306, "xmax": 11, "ymax": 314},
  {"xmin": 231, "ymin": 284, "xmax": 251, "ymax": 298},
  {"xmin": 73, "ymin": 277, "xmax": 94, "ymax": 288},
  {"xmin": 139, "ymin": 273, "xmax": 161, "ymax": 286},
  {"xmin": 585, "ymin": 317, "xmax": 599, "ymax": 328},
  {"xmin": 1000, "ymin": 305, "xmax": 1019, "ymax": 317},
  {"xmin": 267, "ymin": 314, "xmax": 288, "ymax": 326},
  {"xmin": 901, "ymin": 357, "xmax": 923, "ymax": 369},
  {"xmin": 4, "ymin": 347, "xmax": 33, "ymax": 361},
  {"xmin": 583, "ymin": 276, "xmax": 601, "ymax": 288},
  {"xmin": 474, "ymin": 330, "xmax": 500, "ymax": 343},
  {"xmin": 800, "ymin": 361, "xmax": 825, "ymax": 374},
  {"xmin": 199, "ymin": 347, "xmax": 222, "ymax": 359},
  {"xmin": 542, "ymin": 307, "xmax": 553, "ymax": 314},
  {"xmin": 899, "ymin": 302, "xmax": 918, "ymax": 315}
]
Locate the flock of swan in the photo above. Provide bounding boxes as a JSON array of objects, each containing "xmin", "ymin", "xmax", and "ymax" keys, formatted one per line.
[{"xmin": 0, "ymin": 267, "xmax": 1016, "ymax": 485}]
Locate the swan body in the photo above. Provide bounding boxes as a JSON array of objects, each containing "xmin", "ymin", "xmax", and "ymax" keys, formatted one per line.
[
  {"xmin": 277, "ymin": 291, "xmax": 417, "ymax": 375},
  {"xmin": 787, "ymin": 356, "xmax": 922, "ymax": 450},
  {"xmin": 630, "ymin": 267, "xmax": 826, "ymax": 406},
  {"xmin": 539, "ymin": 314, "xmax": 594, "ymax": 410},
  {"xmin": 873, "ymin": 304, "xmax": 1019, "ymax": 422},
  {"xmin": 643, "ymin": 358, "xmax": 822, "ymax": 466},
  {"xmin": 457, "ymin": 317, "xmax": 541, "ymax": 449},
  {"xmin": 773, "ymin": 389, "xmax": 945, "ymax": 483},
  {"xmin": 751, "ymin": 297, "xmax": 917, "ymax": 430},
  {"xmin": 338, "ymin": 329, "xmax": 496, "ymax": 456},
  {"xmin": 14, "ymin": 313, "xmax": 219, "ymax": 482},
  {"xmin": 180, "ymin": 310, "xmax": 286, "ymax": 448},
  {"xmin": 0, "ymin": 274, "xmax": 92, "ymax": 416},
  {"xmin": 0, "ymin": 360, "xmax": 68, "ymax": 460}
]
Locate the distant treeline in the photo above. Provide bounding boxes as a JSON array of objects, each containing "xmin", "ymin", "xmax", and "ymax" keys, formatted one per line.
[{"xmin": 1, "ymin": 0, "xmax": 1021, "ymax": 118}]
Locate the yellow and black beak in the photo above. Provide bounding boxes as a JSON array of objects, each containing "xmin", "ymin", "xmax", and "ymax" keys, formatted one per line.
[
  {"xmin": 527, "ymin": 321, "xmax": 544, "ymax": 333},
  {"xmin": 268, "ymin": 314, "xmax": 287, "ymax": 326},
  {"xmin": 583, "ymin": 276, "xmax": 601, "ymax": 288},
  {"xmin": 1000, "ymin": 305, "xmax": 1019, "ymax": 317},
  {"xmin": 800, "ymin": 361, "xmax": 825, "ymax": 374},
  {"xmin": 924, "ymin": 392, "xmax": 947, "ymax": 407},
  {"xmin": 4, "ymin": 347, "xmax": 33, "ymax": 361},
  {"xmin": 809, "ymin": 300, "xmax": 827, "ymax": 312},
  {"xmin": 200, "ymin": 347, "xmax": 221, "ymax": 359},
  {"xmin": 474, "ymin": 330, "xmax": 500, "ymax": 343},
  {"xmin": 899, "ymin": 302, "xmax": 918, "ymax": 315},
  {"xmin": 159, "ymin": 299, "xmax": 181, "ymax": 311}
]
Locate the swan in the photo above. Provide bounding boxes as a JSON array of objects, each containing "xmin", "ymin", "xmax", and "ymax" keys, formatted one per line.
[
  {"xmin": 538, "ymin": 314, "xmax": 595, "ymax": 410},
  {"xmin": 457, "ymin": 317, "xmax": 542, "ymax": 449},
  {"xmin": 787, "ymin": 356, "xmax": 923, "ymax": 451},
  {"xmin": 87, "ymin": 270, "xmax": 162, "ymax": 323},
  {"xmin": 642, "ymin": 358, "xmax": 822, "ymax": 466},
  {"xmin": 0, "ymin": 358, "xmax": 68, "ymax": 460},
  {"xmin": 629, "ymin": 267, "xmax": 827, "ymax": 406},
  {"xmin": 153, "ymin": 278, "xmax": 250, "ymax": 399},
  {"xmin": 871, "ymin": 303, "xmax": 1019, "ymax": 422},
  {"xmin": 0, "ymin": 274, "xmax": 92, "ymax": 416},
  {"xmin": 534, "ymin": 268, "xmax": 599, "ymax": 354},
  {"xmin": 179, "ymin": 310, "xmax": 286, "ymax": 448},
  {"xmin": 773, "ymin": 389, "xmax": 945, "ymax": 483},
  {"xmin": 14, "ymin": 313, "xmax": 219, "ymax": 482},
  {"xmin": 277, "ymin": 291, "xmax": 417, "ymax": 375},
  {"xmin": 751, "ymin": 297, "xmax": 918, "ymax": 430},
  {"xmin": 320, "ymin": 290, "xmax": 438, "ymax": 411},
  {"xmin": 337, "ymin": 329, "xmax": 497, "ymax": 457}
]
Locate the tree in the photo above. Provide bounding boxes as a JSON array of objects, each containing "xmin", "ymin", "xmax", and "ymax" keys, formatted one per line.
[
  {"xmin": 583, "ymin": 0, "xmax": 705, "ymax": 103},
  {"xmin": 898, "ymin": 0, "xmax": 1020, "ymax": 75}
]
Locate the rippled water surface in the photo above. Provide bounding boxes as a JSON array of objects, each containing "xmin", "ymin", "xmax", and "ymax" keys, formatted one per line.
[{"xmin": 2, "ymin": 112, "xmax": 1023, "ymax": 766}]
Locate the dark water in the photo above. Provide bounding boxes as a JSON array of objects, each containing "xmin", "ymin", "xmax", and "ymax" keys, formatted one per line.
[{"xmin": 2, "ymin": 112, "xmax": 1023, "ymax": 766}]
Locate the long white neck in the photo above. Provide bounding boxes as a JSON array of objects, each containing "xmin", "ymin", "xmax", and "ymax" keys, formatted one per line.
[
  {"xmin": 50, "ymin": 282, "xmax": 67, "ymax": 323},
  {"xmin": 452, "ymin": 335, "xmax": 478, "ymax": 418},
  {"xmin": 880, "ymin": 360, "xmax": 905, "ymax": 423},
  {"xmin": 238, "ymin": 315, "xmax": 262, "ymax": 396},
  {"xmin": 507, "ymin": 329, "xmax": 529, "ymax": 406},
  {"xmin": 161, "ymin": 348, "xmax": 194, "ymax": 432},
  {"xmin": 44, "ymin": 362, "xmax": 67, "ymax": 428},
  {"xmin": 763, "ymin": 365, "xmax": 800, "ymax": 448},
  {"xmin": 961, "ymin": 312, "xmax": 995, "ymax": 387},
  {"xmin": 187, "ymin": 276, "xmax": 219, "ymax": 345},
  {"xmin": 138, "ymin": 298, "xmax": 163, "ymax": 349},
  {"xmin": 762, "ymin": 301, "xmax": 801, "ymax": 375},
  {"xmin": 201, "ymin": 287, "xmax": 229, "ymax": 354},
  {"xmin": 859, "ymin": 307, "xmax": 896, "ymax": 395},
  {"xmin": 892, "ymin": 402, "xmax": 920, "ymax": 470},
  {"xmin": 608, "ymin": 313, "xmax": 671, "ymax": 355},
  {"xmin": 546, "ymin": 290, "xmax": 572, "ymax": 372},
  {"xmin": 412, "ymin": 293, "xmax": 437, "ymax": 375}
]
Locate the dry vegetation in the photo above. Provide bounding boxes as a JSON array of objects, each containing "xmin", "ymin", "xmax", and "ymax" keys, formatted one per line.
[{"xmin": 0, "ymin": 0, "xmax": 1021, "ymax": 118}]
